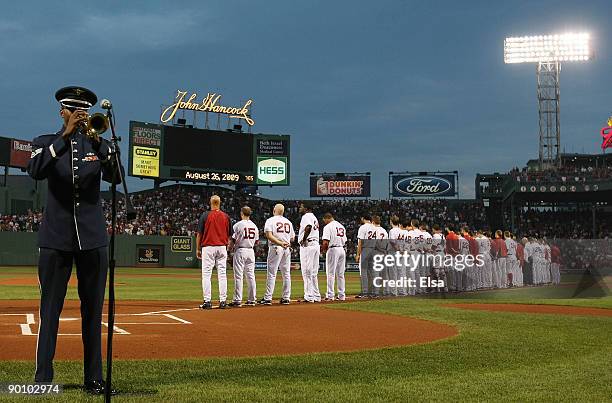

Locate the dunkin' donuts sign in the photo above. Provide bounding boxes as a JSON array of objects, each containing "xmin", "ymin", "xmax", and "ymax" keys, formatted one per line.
[
  {"xmin": 391, "ymin": 174, "xmax": 456, "ymax": 197},
  {"xmin": 310, "ymin": 175, "xmax": 371, "ymax": 197}
]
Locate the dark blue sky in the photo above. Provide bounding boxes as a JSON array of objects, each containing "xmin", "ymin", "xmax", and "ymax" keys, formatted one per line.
[{"xmin": 0, "ymin": 0, "xmax": 609, "ymax": 199}]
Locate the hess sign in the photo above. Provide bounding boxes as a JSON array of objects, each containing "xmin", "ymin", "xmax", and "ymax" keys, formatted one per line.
[{"xmin": 393, "ymin": 175, "xmax": 455, "ymax": 197}]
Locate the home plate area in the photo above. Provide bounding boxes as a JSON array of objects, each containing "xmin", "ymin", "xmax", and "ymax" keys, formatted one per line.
[
  {"xmin": 0, "ymin": 309, "xmax": 193, "ymax": 336},
  {"xmin": 0, "ymin": 300, "xmax": 457, "ymax": 360}
]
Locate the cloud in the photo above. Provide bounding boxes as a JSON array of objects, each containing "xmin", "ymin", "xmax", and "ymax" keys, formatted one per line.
[{"xmin": 78, "ymin": 10, "xmax": 211, "ymax": 50}]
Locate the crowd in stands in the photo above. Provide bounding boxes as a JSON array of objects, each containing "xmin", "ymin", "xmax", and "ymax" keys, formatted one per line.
[
  {"xmin": 2, "ymin": 184, "xmax": 610, "ymax": 261},
  {"xmin": 0, "ymin": 210, "xmax": 42, "ymax": 232},
  {"xmin": 508, "ymin": 161, "xmax": 612, "ymax": 183},
  {"xmin": 517, "ymin": 209, "xmax": 611, "ymax": 240},
  {"xmin": 105, "ymin": 186, "xmax": 489, "ymax": 259}
]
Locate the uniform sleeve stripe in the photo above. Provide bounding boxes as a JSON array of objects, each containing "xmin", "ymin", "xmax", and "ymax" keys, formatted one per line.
[{"xmin": 49, "ymin": 144, "xmax": 57, "ymax": 158}]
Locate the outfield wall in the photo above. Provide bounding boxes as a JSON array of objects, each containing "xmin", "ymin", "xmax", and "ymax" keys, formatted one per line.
[{"xmin": 0, "ymin": 233, "xmax": 198, "ymax": 268}]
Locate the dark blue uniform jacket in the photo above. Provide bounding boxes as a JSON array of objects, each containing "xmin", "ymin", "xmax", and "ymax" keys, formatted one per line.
[{"xmin": 27, "ymin": 128, "xmax": 119, "ymax": 251}]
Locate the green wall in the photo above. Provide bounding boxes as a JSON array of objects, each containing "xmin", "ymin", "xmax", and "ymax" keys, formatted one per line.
[{"xmin": 0, "ymin": 232, "xmax": 198, "ymax": 268}]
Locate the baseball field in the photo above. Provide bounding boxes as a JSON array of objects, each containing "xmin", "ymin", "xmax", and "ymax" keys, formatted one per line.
[{"xmin": 0, "ymin": 266, "xmax": 611, "ymax": 402}]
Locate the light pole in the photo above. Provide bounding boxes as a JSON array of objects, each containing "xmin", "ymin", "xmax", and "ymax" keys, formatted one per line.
[{"xmin": 504, "ymin": 33, "xmax": 592, "ymax": 170}]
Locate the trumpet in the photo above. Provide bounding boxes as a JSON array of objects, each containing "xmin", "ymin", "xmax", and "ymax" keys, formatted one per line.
[{"xmin": 82, "ymin": 112, "xmax": 109, "ymax": 138}]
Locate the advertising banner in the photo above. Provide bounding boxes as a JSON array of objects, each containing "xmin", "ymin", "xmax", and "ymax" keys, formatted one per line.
[
  {"xmin": 391, "ymin": 174, "xmax": 456, "ymax": 197},
  {"xmin": 10, "ymin": 139, "xmax": 33, "ymax": 169},
  {"xmin": 310, "ymin": 175, "xmax": 371, "ymax": 197},
  {"xmin": 136, "ymin": 245, "xmax": 164, "ymax": 267}
]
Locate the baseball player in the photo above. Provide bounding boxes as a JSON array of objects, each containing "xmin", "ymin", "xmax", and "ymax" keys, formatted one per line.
[
  {"xmin": 431, "ymin": 224, "xmax": 447, "ymax": 292},
  {"xmin": 476, "ymin": 230, "xmax": 493, "ymax": 289},
  {"xmin": 420, "ymin": 223, "xmax": 433, "ymax": 292},
  {"xmin": 491, "ymin": 230, "xmax": 508, "ymax": 288},
  {"xmin": 406, "ymin": 219, "xmax": 422, "ymax": 294},
  {"xmin": 522, "ymin": 237, "xmax": 534, "ymax": 285},
  {"xmin": 321, "ymin": 212, "xmax": 347, "ymax": 301},
  {"xmin": 457, "ymin": 230, "xmax": 470, "ymax": 292},
  {"xmin": 531, "ymin": 238, "xmax": 543, "ymax": 285},
  {"xmin": 444, "ymin": 225, "xmax": 460, "ymax": 292},
  {"xmin": 229, "ymin": 206, "xmax": 259, "ymax": 307},
  {"xmin": 197, "ymin": 195, "xmax": 231, "ymax": 310},
  {"xmin": 504, "ymin": 231, "xmax": 518, "ymax": 287},
  {"xmin": 388, "ymin": 215, "xmax": 404, "ymax": 297},
  {"xmin": 298, "ymin": 202, "xmax": 321, "ymax": 303},
  {"xmin": 461, "ymin": 227, "xmax": 478, "ymax": 292},
  {"xmin": 261, "ymin": 204, "xmax": 295, "ymax": 305},
  {"xmin": 551, "ymin": 243, "xmax": 561, "ymax": 284},
  {"xmin": 543, "ymin": 240, "xmax": 552, "ymax": 284},
  {"xmin": 356, "ymin": 213, "xmax": 375, "ymax": 298},
  {"xmin": 371, "ymin": 215, "xmax": 388, "ymax": 297},
  {"xmin": 517, "ymin": 237, "xmax": 526, "ymax": 287}
]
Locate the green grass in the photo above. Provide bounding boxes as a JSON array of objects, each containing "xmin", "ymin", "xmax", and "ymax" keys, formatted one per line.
[
  {"xmin": 1, "ymin": 267, "xmax": 611, "ymax": 402},
  {"xmin": 0, "ymin": 266, "xmax": 364, "ymax": 301}
]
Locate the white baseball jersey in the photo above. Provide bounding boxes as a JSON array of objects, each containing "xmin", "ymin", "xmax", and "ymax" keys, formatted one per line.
[
  {"xmin": 298, "ymin": 212, "xmax": 320, "ymax": 243},
  {"xmin": 388, "ymin": 227, "xmax": 404, "ymax": 240},
  {"xmin": 406, "ymin": 229, "xmax": 420, "ymax": 251},
  {"xmin": 232, "ymin": 220, "xmax": 259, "ymax": 248},
  {"xmin": 420, "ymin": 230, "xmax": 433, "ymax": 252},
  {"xmin": 264, "ymin": 215, "xmax": 295, "ymax": 244},
  {"xmin": 477, "ymin": 236, "xmax": 491, "ymax": 255},
  {"xmin": 459, "ymin": 236, "xmax": 470, "ymax": 255},
  {"xmin": 357, "ymin": 222, "xmax": 376, "ymax": 240},
  {"xmin": 389, "ymin": 226, "xmax": 404, "ymax": 251},
  {"xmin": 372, "ymin": 225, "xmax": 388, "ymax": 239},
  {"xmin": 544, "ymin": 245, "xmax": 551, "ymax": 262},
  {"xmin": 322, "ymin": 220, "xmax": 347, "ymax": 247},
  {"xmin": 505, "ymin": 238, "xmax": 517, "ymax": 260},
  {"xmin": 432, "ymin": 233, "xmax": 445, "ymax": 256},
  {"xmin": 523, "ymin": 242, "xmax": 534, "ymax": 261},
  {"xmin": 533, "ymin": 244, "xmax": 544, "ymax": 259}
]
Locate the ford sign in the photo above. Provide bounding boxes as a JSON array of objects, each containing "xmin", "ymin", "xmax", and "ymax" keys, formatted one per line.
[{"xmin": 392, "ymin": 175, "xmax": 455, "ymax": 197}]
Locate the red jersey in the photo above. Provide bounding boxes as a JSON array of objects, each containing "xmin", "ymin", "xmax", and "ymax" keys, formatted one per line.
[
  {"xmin": 551, "ymin": 245, "xmax": 561, "ymax": 264},
  {"xmin": 517, "ymin": 243, "xmax": 525, "ymax": 267},
  {"xmin": 465, "ymin": 234, "xmax": 479, "ymax": 256},
  {"xmin": 445, "ymin": 231, "xmax": 459, "ymax": 256},
  {"xmin": 198, "ymin": 210, "xmax": 231, "ymax": 247},
  {"xmin": 491, "ymin": 238, "xmax": 508, "ymax": 258}
]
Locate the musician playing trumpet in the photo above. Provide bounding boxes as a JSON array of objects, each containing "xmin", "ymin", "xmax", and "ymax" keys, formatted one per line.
[{"xmin": 27, "ymin": 86, "xmax": 118, "ymax": 395}]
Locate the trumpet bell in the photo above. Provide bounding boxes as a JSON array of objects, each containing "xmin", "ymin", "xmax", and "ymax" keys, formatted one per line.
[{"xmin": 85, "ymin": 113, "xmax": 109, "ymax": 138}]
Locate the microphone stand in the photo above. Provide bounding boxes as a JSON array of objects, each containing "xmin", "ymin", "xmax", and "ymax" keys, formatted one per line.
[{"xmin": 104, "ymin": 105, "xmax": 136, "ymax": 402}]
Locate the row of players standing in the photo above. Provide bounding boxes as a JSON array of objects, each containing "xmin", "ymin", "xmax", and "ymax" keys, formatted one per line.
[
  {"xmin": 195, "ymin": 196, "xmax": 562, "ymax": 308},
  {"xmin": 196, "ymin": 198, "xmax": 348, "ymax": 308},
  {"xmin": 356, "ymin": 213, "xmax": 562, "ymax": 297}
]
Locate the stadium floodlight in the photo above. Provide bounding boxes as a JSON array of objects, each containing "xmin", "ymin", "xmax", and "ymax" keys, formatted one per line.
[
  {"xmin": 504, "ymin": 33, "xmax": 591, "ymax": 64},
  {"xmin": 503, "ymin": 32, "xmax": 592, "ymax": 170}
]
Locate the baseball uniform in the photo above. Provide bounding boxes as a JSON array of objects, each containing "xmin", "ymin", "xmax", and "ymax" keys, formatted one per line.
[
  {"xmin": 476, "ymin": 236, "xmax": 493, "ymax": 289},
  {"xmin": 263, "ymin": 215, "xmax": 294, "ymax": 301},
  {"xmin": 405, "ymin": 229, "xmax": 421, "ymax": 295},
  {"xmin": 299, "ymin": 212, "xmax": 321, "ymax": 302},
  {"xmin": 231, "ymin": 219, "xmax": 259, "ymax": 303},
  {"xmin": 420, "ymin": 230, "xmax": 433, "ymax": 292},
  {"xmin": 458, "ymin": 235, "xmax": 470, "ymax": 292},
  {"xmin": 431, "ymin": 233, "xmax": 448, "ymax": 292},
  {"xmin": 388, "ymin": 227, "xmax": 404, "ymax": 296},
  {"xmin": 372, "ymin": 225, "xmax": 388, "ymax": 297},
  {"xmin": 357, "ymin": 222, "xmax": 376, "ymax": 297},
  {"xmin": 322, "ymin": 220, "xmax": 347, "ymax": 300},
  {"xmin": 505, "ymin": 238, "xmax": 519, "ymax": 287},
  {"xmin": 198, "ymin": 209, "xmax": 231, "ymax": 303}
]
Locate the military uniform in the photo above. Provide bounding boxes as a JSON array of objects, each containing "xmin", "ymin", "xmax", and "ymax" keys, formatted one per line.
[{"xmin": 28, "ymin": 87, "xmax": 118, "ymax": 386}]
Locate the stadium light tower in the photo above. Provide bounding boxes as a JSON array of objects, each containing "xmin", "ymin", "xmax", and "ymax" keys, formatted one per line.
[{"xmin": 504, "ymin": 33, "xmax": 592, "ymax": 169}]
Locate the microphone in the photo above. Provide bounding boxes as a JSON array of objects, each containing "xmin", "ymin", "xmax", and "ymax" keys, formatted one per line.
[{"xmin": 100, "ymin": 99, "xmax": 112, "ymax": 110}]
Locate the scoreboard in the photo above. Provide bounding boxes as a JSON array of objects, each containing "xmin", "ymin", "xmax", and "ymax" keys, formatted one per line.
[{"xmin": 128, "ymin": 121, "xmax": 290, "ymax": 186}]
